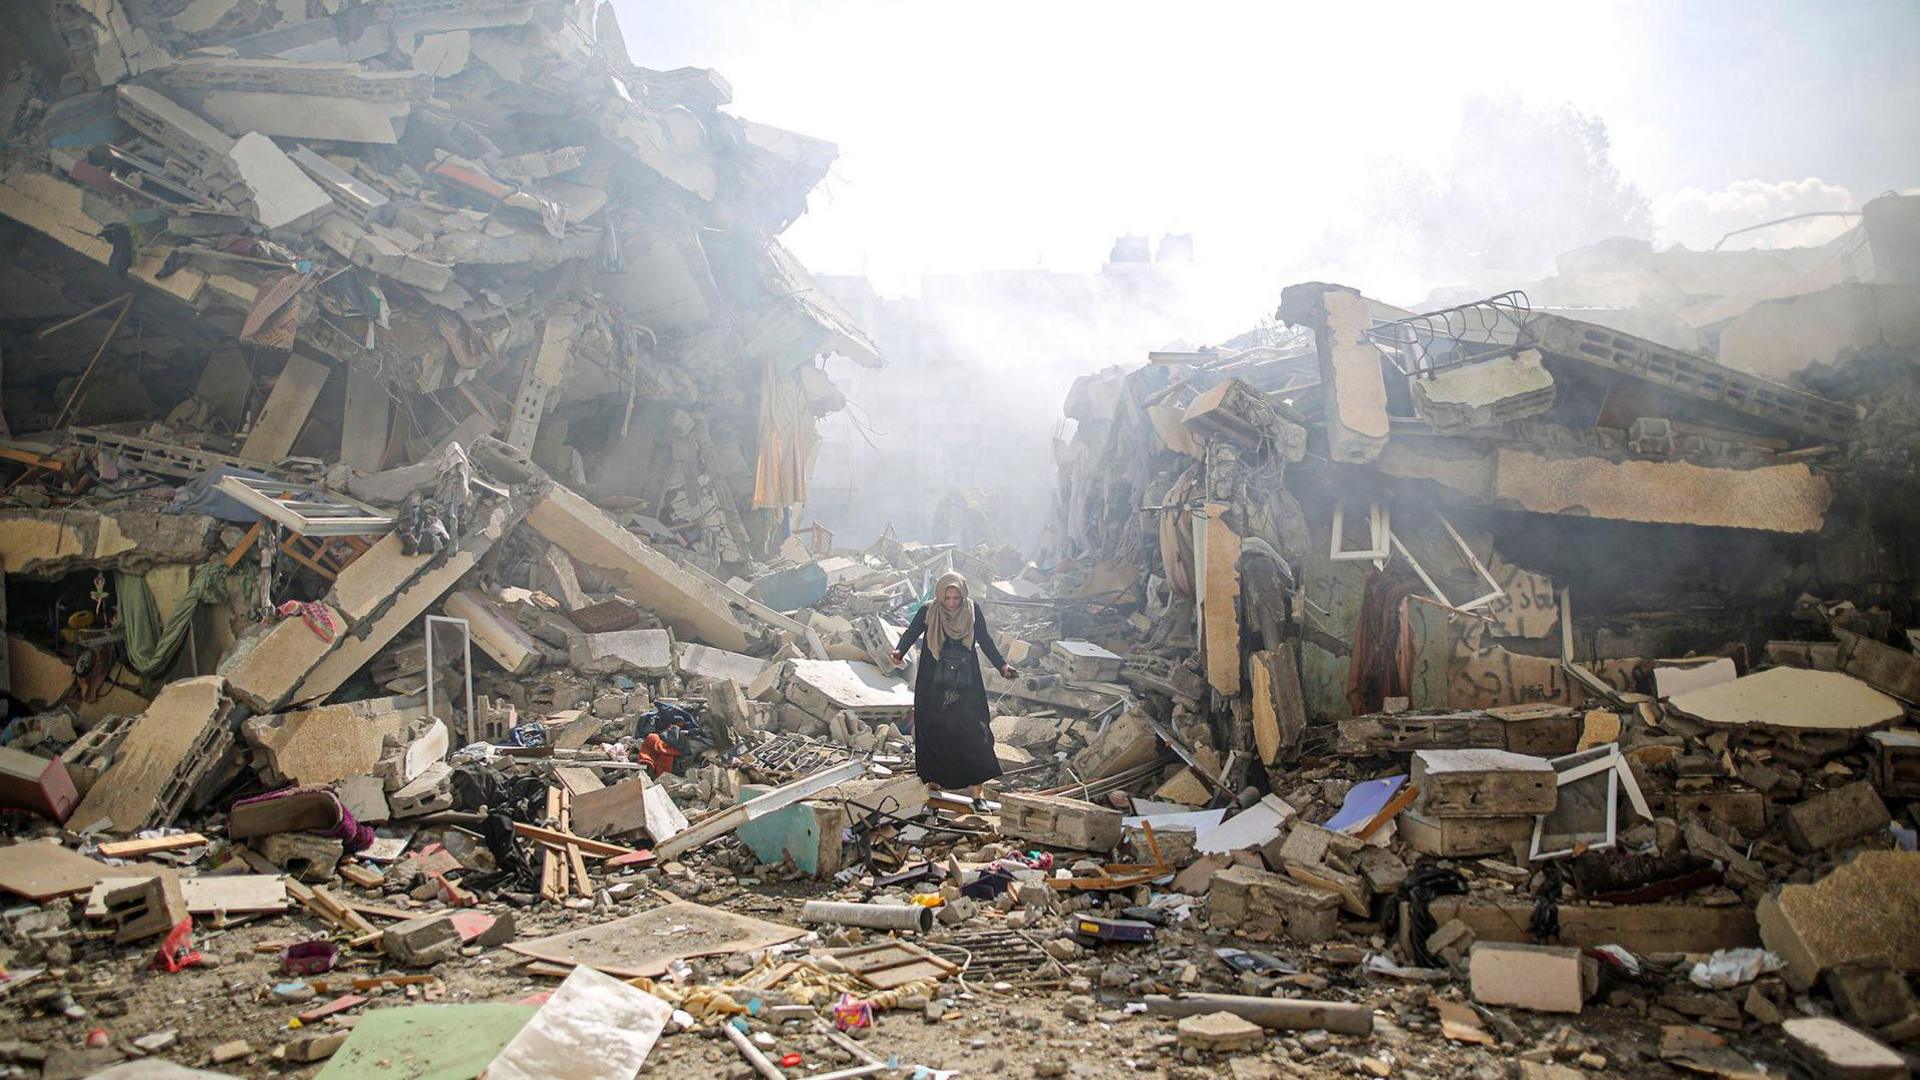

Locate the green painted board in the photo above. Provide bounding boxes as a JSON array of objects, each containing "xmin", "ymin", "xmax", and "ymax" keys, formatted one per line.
[{"xmin": 316, "ymin": 1004, "xmax": 538, "ymax": 1080}]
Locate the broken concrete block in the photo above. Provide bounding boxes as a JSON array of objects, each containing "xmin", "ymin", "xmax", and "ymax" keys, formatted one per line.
[
  {"xmin": 525, "ymin": 484, "xmax": 749, "ymax": 651},
  {"xmin": 1867, "ymin": 730, "xmax": 1920, "ymax": 799},
  {"xmin": 1785, "ymin": 781, "xmax": 1891, "ymax": 853},
  {"xmin": 255, "ymin": 832, "xmax": 343, "ymax": 883},
  {"xmin": 67, "ymin": 675, "xmax": 235, "ymax": 834},
  {"xmin": 99, "ymin": 874, "xmax": 187, "ymax": 944},
  {"xmin": 377, "ymin": 720, "xmax": 450, "ymax": 792},
  {"xmin": 333, "ymin": 774, "xmax": 390, "ymax": 825},
  {"xmin": 1827, "ymin": 957, "xmax": 1920, "ymax": 1034},
  {"xmin": 782, "ymin": 659, "xmax": 914, "ymax": 724},
  {"xmin": 997, "ymin": 792, "xmax": 1123, "ymax": 852},
  {"xmin": 1067, "ymin": 705, "xmax": 1160, "ymax": 781},
  {"xmin": 389, "ymin": 761, "xmax": 454, "ymax": 818},
  {"xmin": 285, "ymin": 1032, "xmax": 348, "ymax": 1063},
  {"xmin": 1278, "ymin": 282, "xmax": 1391, "ymax": 463},
  {"xmin": 1179, "ymin": 378, "xmax": 1303, "ymax": 455},
  {"xmin": 569, "ymin": 777, "xmax": 651, "ymax": 840},
  {"xmin": 1782, "ymin": 1017, "xmax": 1909, "ymax": 1080},
  {"xmin": 1275, "ymin": 821, "xmax": 1363, "ymax": 868},
  {"xmin": 444, "ymin": 589, "xmax": 543, "ymax": 675},
  {"xmin": 1412, "ymin": 749, "xmax": 1556, "ymax": 817},
  {"xmin": 383, "ymin": 913, "xmax": 461, "ymax": 967},
  {"xmin": 220, "ymin": 602, "xmax": 350, "ymax": 713},
  {"xmin": 673, "ymin": 642, "xmax": 767, "ymax": 686},
  {"xmin": 1426, "ymin": 918, "xmax": 1476, "ymax": 965},
  {"xmin": 241, "ymin": 695, "xmax": 424, "ymax": 787},
  {"xmin": 1410, "ymin": 349, "xmax": 1557, "ymax": 433},
  {"xmin": 568, "ymin": 628, "xmax": 673, "ymax": 676},
  {"xmin": 1757, "ymin": 851, "xmax": 1920, "ymax": 989},
  {"xmin": 1153, "ymin": 767, "xmax": 1213, "ymax": 807},
  {"xmin": 1047, "ymin": 639, "xmax": 1124, "ymax": 682},
  {"xmin": 1177, "ymin": 1010, "xmax": 1266, "ymax": 1053},
  {"xmin": 226, "ymin": 131, "xmax": 334, "ymax": 234},
  {"xmin": 1208, "ymin": 865, "xmax": 1340, "ymax": 943},
  {"xmin": 1469, "ymin": 942, "xmax": 1596, "ymax": 1014}
]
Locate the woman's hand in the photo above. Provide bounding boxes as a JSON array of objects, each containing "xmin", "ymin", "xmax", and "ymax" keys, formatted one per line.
[
  {"xmin": 889, "ymin": 649, "xmax": 905, "ymax": 668},
  {"xmin": 1000, "ymin": 664, "xmax": 1017, "ymax": 680}
]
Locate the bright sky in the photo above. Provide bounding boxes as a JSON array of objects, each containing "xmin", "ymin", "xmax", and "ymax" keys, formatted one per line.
[{"xmin": 616, "ymin": 0, "xmax": 1920, "ymax": 311}]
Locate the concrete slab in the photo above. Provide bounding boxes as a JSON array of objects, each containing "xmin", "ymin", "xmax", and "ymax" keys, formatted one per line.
[
  {"xmin": 1411, "ymin": 350, "xmax": 1556, "ymax": 433},
  {"xmin": 68, "ymin": 676, "xmax": 234, "ymax": 833},
  {"xmin": 526, "ymin": 485, "xmax": 748, "ymax": 651},
  {"xmin": 1758, "ymin": 851, "xmax": 1920, "ymax": 989},
  {"xmin": 1668, "ymin": 668, "xmax": 1904, "ymax": 732},
  {"xmin": 569, "ymin": 629, "xmax": 672, "ymax": 676}
]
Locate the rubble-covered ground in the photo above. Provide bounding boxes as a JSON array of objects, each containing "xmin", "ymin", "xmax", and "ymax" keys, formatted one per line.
[{"xmin": 2, "ymin": 2, "xmax": 1920, "ymax": 1080}]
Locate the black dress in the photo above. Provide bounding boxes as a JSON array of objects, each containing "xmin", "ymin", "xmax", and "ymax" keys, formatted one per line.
[{"xmin": 896, "ymin": 602, "xmax": 1006, "ymax": 789}]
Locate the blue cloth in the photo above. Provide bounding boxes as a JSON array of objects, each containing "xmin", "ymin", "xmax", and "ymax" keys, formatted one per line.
[{"xmin": 164, "ymin": 465, "xmax": 277, "ymax": 522}]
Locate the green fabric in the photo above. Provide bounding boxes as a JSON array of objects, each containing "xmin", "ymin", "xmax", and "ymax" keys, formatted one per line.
[{"xmin": 115, "ymin": 563, "xmax": 228, "ymax": 679}]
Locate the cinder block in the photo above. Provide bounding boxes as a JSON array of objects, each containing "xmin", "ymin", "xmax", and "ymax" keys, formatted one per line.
[
  {"xmin": 1400, "ymin": 809, "xmax": 1535, "ymax": 857},
  {"xmin": 1782, "ymin": 1017, "xmax": 1908, "ymax": 1080},
  {"xmin": 1208, "ymin": 864, "xmax": 1340, "ymax": 943},
  {"xmin": 1469, "ymin": 942, "xmax": 1596, "ymax": 1014},
  {"xmin": 1413, "ymin": 749, "xmax": 1556, "ymax": 817},
  {"xmin": 383, "ymin": 913, "xmax": 461, "ymax": 966},
  {"xmin": 1784, "ymin": 781, "xmax": 1890, "ymax": 854},
  {"xmin": 101, "ymin": 874, "xmax": 187, "ymax": 943},
  {"xmin": 998, "ymin": 792, "xmax": 1123, "ymax": 852},
  {"xmin": 389, "ymin": 760, "xmax": 454, "ymax": 818},
  {"xmin": 254, "ymin": 833, "xmax": 343, "ymax": 883}
]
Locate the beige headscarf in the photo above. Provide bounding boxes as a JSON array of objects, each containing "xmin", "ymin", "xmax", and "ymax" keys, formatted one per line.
[{"xmin": 923, "ymin": 571, "xmax": 975, "ymax": 660}]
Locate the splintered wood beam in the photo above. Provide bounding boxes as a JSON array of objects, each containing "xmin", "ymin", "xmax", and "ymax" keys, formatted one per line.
[{"xmin": 51, "ymin": 294, "xmax": 134, "ymax": 430}]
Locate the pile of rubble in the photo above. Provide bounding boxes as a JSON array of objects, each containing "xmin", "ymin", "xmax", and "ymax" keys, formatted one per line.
[{"xmin": 1022, "ymin": 197, "xmax": 1920, "ymax": 1075}]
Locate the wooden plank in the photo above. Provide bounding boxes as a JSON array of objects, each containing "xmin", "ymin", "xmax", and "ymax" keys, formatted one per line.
[
  {"xmin": 540, "ymin": 786, "xmax": 563, "ymax": 902},
  {"xmin": 1248, "ymin": 645, "xmax": 1304, "ymax": 765},
  {"xmin": 0, "ymin": 841, "xmax": 115, "ymax": 900},
  {"xmin": 515, "ymin": 821, "xmax": 639, "ymax": 860},
  {"xmin": 97, "ymin": 833, "xmax": 209, "ymax": 859},
  {"xmin": 1201, "ymin": 502, "xmax": 1241, "ymax": 697},
  {"xmin": 179, "ymin": 874, "xmax": 287, "ymax": 914},
  {"xmin": 240, "ymin": 354, "xmax": 330, "ymax": 462},
  {"xmin": 340, "ymin": 363, "xmax": 390, "ymax": 473},
  {"xmin": 1417, "ymin": 897, "xmax": 1758, "ymax": 955}
]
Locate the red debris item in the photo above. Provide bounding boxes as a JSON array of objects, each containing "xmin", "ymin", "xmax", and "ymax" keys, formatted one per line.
[
  {"xmin": 151, "ymin": 918, "xmax": 202, "ymax": 973},
  {"xmin": 298, "ymin": 994, "xmax": 368, "ymax": 1024},
  {"xmin": 832, "ymin": 993, "xmax": 874, "ymax": 1032},
  {"xmin": 85, "ymin": 1028, "xmax": 109, "ymax": 1048},
  {"xmin": 433, "ymin": 871, "xmax": 476, "ymax": 908},
  {"xmin": 779, "ymin": 1053, "xmax": 803, "ymax": 1068},
  {"xmin": 607, "ymin": 849, "xmax": 656, "ymax": 870},
  {"xmin": 274, "ymin": 599, "xmax": 337, "ymax": 643},
  {"xmin": 632, "ymin": 732, "xmax": 681, "ymax": 777},
  {"xmin": 280, "ymin": 940, "xmax": 340, "ymax": 976}
]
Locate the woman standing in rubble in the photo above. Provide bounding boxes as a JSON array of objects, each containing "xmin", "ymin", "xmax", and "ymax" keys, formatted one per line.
[{"xmin": 890, "ymin": 571, "xmax": 1015, "ymax": 811}]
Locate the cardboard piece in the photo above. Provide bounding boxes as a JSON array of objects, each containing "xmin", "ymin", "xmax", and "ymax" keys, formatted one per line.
[
  {"xmin": 0, "ymin": 840, "xmax": 114, "ymax": 900},
  {"xmin": 506, "ymin": 901, "xmax": 804, "ymax": 978}
]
